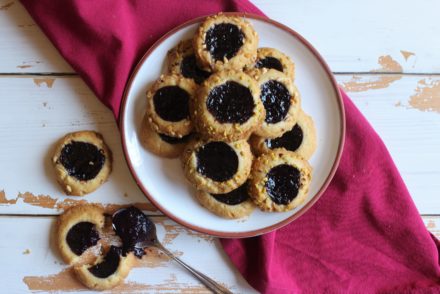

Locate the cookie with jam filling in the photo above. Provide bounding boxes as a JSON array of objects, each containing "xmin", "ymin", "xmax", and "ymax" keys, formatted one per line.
[
  {"xmin": 146, "ymin": 74, "xmax": 197, "ymax": 137},
  {"xmin": 52, "ymin": 131, "xmax": 112, "ymax": 196},
  {"xmin": 140, "ymin": 114, "xmax": 191, "ymax": 158},
  {"xmin": 193, "ymin": 13, "xmax": 258, "ymax": 72},
  {"xmin": 247, "ymin": 68, "xmax": 301, "ymax": 138},
  {"xmin": 195, "ymin": 181, "xmax": 255, "ymax": 219},
  {"xmin": 181, "ymin": 139, "xmax": 253, "ymax": 194},
  {"xmin": 74, "ymin": 246, "xmax": 135, "ymax": 291},
  {"xmin": 250, "ymin": 47, "xmax": 295, "ymax": 81},
  {"xmin": 193, "ymin": 70, "xmax": 264, "ymax": 142},
  {"xmin": 249, "ymin": 149, "xmax": 312, "ymax": 212},
  {"xmin": 57, "ymin": 204, "xmax": 105, "ymax": 265},
  {"xmin": 250, "ymin": 110, "xmax": 317, "ymax": 159},
  {"xmin": 167, "ymin": 39, "xmax": 211, "ymax": 84}
]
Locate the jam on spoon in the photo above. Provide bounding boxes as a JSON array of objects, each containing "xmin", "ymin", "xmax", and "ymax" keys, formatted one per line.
[{"xmin": 111, "ymin": 206, "xmax": 232, "ymax": 294}]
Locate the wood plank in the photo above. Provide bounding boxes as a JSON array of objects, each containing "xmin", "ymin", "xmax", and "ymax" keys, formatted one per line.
[
  {"xmin": 0, "ymin": 76, "xmax": 157, "ymax": 215},
  {"xmin": 0, "ymin": 214, "xmax": 437, "ymax": 293},
  {"xmin": 0, "ymin": 215, "xmax": 255, "ymax": 293},
  {"xmin": 0, "ymin": 0, "xmax": 439, "ymax": 73},
  {"xmin": 1, "ymin": 75, "xmax": 438, "ymax": 215}
]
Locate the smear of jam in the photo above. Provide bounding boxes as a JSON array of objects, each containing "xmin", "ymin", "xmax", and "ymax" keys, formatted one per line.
[
  {"xmin": 158, "ymin": 133, "xmax": 191, "ymax": 145},
  {"xmin": 265, "ymin": 124, "xmax": 303, "ymax": 152},
  {"xmin": 260, "ymin": 80, "xmax": 291, "ymax": 124},
  {"xmin": 206, "ymin": 81, "xmax": 254, "ymax": 124},
  {"xmin": 205, "ymin": 23, "xmax": 244, "ymax": 61},
  {"xmin": 66, "ymin": 222, "xmax": 100, "ymax": 256},
  {"xmin": 59, "ymin": 141, "xmax": 105, "ymax": 181},
  {"xmin": 255, "ymin": 57, "xmax": 283, "ymax": 72},
  {"xmin": 88, "ymin": 246, "xmax": 121, "ymax": 278},
  {"xmin": 180, "ymin": 55, "xmax": 211, "ymax": 84},
  {"xmin": 211, "ymin": 182, "xmax": 249, "ymax": 205},
  {"xmin": 153, "ymin": 86, "xmax": 189, "ymax": 122},
  {"xmin": 265, "ymin": 164, "xmax": 300, "ymax": 205},
  {"xmin": 112, "ymin": 206, "xmax": 156, "ymax": 258},
  {"xmin": 196, "ymin": 141, "xmax": 238, "ymax": 182}
]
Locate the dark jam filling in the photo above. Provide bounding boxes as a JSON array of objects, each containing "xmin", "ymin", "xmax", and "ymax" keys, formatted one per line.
[
  {"xmin": 180, "ymin": 55, "xmax": 211, "ymax": 84},
  {"xmin": 196, "ymin": 141, "xmax": 238, "ymax": 182},
  {"xmin": 255, "ymin": 57, "xmax": 284, "ymax": 72},
  {"xmin": 66, "ymin": 222, "xmax": 100, "ymax": 256},
  {"xmin": 265, "ymin": 164, "xmax": 301, "ymax": 205},
  {"xmin": 265, "ymin": 124, "xmax": 303, "ymax": 152},
  {"xmin": 205, "ymin": 23, "xmax": 244, "ymax": 61},
  {"xmin": 112, "ymin": 206, "xmax": 156, "ymax": 258},
  {"xmin": 153, "ymin": 86, "xmax": 190, "ymax": 122},
  {"xmin": 211, "ymin": 182, "xmax": 249, "ymax": 205},
  {"xmin": 206, "ymin": 81, "xmax": 255, "ymax": 124},
  {"xmin": 59, "ymin": 141, "xmax": 105, "ymax": 181},
  {"xmin": 158, "ymin": 133, "xmax": 191, "ymax": 145},
  {"xmin": 260, "ymin": 80, "xmax": 291, "ymax": 124},
  {"xmin": 88, "ymin": 246, "xmax": 121, "ymax": 278}
]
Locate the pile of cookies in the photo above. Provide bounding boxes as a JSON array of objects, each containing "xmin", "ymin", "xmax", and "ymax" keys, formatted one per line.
[{"xmin": 142, "ymin": 13, "xmax": 317, "ymax": 219}]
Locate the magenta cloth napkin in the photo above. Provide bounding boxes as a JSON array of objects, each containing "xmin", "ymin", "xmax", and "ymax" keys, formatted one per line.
[{"xmin": 21, "ymin": 0, "xmax": 440, "ymax": 292}]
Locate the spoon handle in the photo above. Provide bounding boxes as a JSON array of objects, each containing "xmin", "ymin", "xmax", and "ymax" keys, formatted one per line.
[{"xmin": 154, "ymin": 242, "xmax": 233, "ymax": 294}]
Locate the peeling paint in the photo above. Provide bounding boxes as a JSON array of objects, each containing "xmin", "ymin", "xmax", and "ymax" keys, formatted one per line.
[
  {"xmin": 400, "ymin": 50, "xmax": 415, "ymax": 61},
  {"xmin": 341, "ymin": 74, "xmax": 401, "ymax": 93},
  {"xmin": 0, "ymin": 190, "xmax": 157, "ymax": 213},
  {"xmin": 408, "ymin": 79, "xmax": 440, "ymax": 113},
  {"xmin": 16, "ymin": 65, "xmax": 32, "ymax": 69},
  {"xmin": 0, "ymin": 1, "xmax": 14, "ymax": 10},
  {"xmin": 34, "ymin": 78, "xmax": 55, "ymax": 88},
  {"xmin": 23, "ymin": 267, "xmax": 213, "ymax": 292},
  {"xmin": 374, "ymin": 55, "xmax": 403, "ymax": 72}
]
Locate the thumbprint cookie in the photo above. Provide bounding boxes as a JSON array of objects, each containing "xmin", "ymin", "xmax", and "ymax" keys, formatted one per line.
[
  {"xmin": 250, "ymin": 110, "xmax": 317, "ymax": 159},
  {"xmin": 248, "ymin": 68, "xmax": 300, "ymax": 138},
  {"xmin": 146, "ymin": 74, "xmax": 197, "ymax": 137},
  {"xmin": 74, "ymin": 246, "xmax": 135, "ymax": 291},
  {"xmin": 193, "ymin": 13, "xmax": 258, "ymax": 72},
  {"xmin": 249, "ymin": 149, "xmax": 312, "ymax": 212},
  {"xmin": 52, "ymin": 131, "xmax": 112, "ymax": 196},
  {"xmin": 140, "ymin": 114, "xmax": 191, "ymax": 158},
  {"xmin": 193, "ymin": 70, "xmax": 264, "ymax": 142},
  {"xmin": 57, "ymin": 205, "xmax": 105, "ymax": 265},
  {"xmin": 195, "ymin": 181, "xmax": 255, "ymax": 219},
  {"xmin": 252, "ymin": 47, "xmax": 295, "ymax": 81},
  {"xmin": 167, "ymin": 39, "xmax": 211, "ymax": 84},
  {"xmin": 181, "ymin": 139, "xmax": 253, "ymax": 194}
]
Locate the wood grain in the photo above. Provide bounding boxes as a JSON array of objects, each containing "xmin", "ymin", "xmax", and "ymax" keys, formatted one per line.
[
  {"xmin": 0, "ymin": 75, "xmax": 438, "ymax": 215},
  {"xmin": 1, "ymin": 0, "xmax": 440, "ymax": 73}
]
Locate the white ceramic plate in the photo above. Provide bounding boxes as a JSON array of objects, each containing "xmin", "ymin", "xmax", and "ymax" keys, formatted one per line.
[{"xmin": 120, "ymin": 13, "xmax": 345, "ymax": 237}]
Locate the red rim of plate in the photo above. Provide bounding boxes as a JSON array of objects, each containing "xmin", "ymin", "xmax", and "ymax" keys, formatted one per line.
[{"xmin": 119, "ymin": 12, "xmax": 346, "ymax": 238}]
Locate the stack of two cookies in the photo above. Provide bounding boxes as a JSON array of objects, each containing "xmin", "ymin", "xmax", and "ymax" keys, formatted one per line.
[{"xmin": 142, "ymin": 13, "xmax": 316, "ymax": 219}]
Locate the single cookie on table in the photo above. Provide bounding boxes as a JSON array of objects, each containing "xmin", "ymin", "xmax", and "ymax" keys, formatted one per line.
[
  {"xmin": 193, "ymin": 69, "xmax": 265, "ymax": 142},
  {"xmin": 52, "ymin": 131, "xmax": 112, "ymax": 196},
  {"xmin": 250, "ymin": 47, "xmax": 295, "ymax": 81},
  {"xmin": 146, "ymin": 74, "xmax": 197, "ymax": 137},
  {"xmin": 74, "ymin": 246, "xmax": 135, "ymax": 291},
  {"xmin": 140, "ymin": 114, "xmax": 192, "ymax": 158},
  {"xmin": 193, "ymin": 13, "xmax": 258, "ymax": 72},
  {"xmin": 250, "ymin": 110, "xmax": 317, "ymax": 159},
  {"xmin": 181, "ymin": 139, "xmax": 253, "ymax": 194},
  {"xmin": 57, "ymin": 204, "xmax": 105, "ymax": 265},
  {"xmin": 167, "ymin": 39, "xmax": 211, "ymax": 84},
  {"xmin": 195, "ymin": 181, "xmax": 255, "ymax": 219},
  {"xmin": 249, "ymin": 149, "xmax": 312, "ymax": 212},
  {"xmin": 247, "ymin": 68, "xmax": 301, "ymax": 138}
]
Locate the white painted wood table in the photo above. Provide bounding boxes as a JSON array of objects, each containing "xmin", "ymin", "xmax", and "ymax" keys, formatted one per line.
[{"xmin": 1, "ymin": 0, "xmax": 439, "ymax": 293}]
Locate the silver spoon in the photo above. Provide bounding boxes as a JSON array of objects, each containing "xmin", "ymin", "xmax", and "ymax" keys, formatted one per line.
[{"xmin": 112, "ymin": 207, "xmax": 233, "ymax": 294}]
